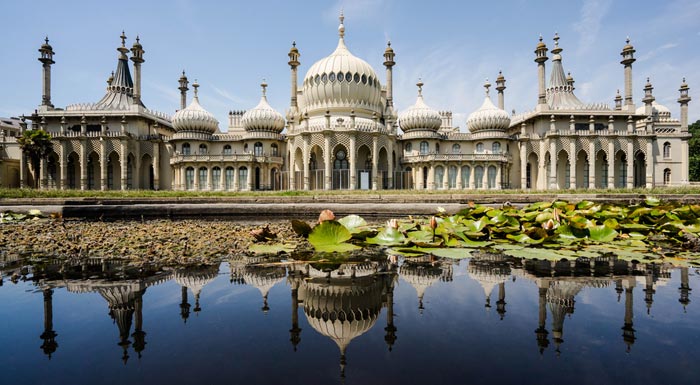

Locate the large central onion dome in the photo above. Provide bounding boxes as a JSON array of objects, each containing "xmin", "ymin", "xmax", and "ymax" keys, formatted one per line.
[
  {"xmin": 467, "ymin": 80, "xmax": 510, "ymax": 132},
  {"xmin": 302, "ymin": 14, "xmax": 383, "ymax": 115},
  {"xmin": 241, "ymin": 82, "xmax": 285, "ymax": 133},
  {"xmin": 636, "ymin": 101, "xmax": 671, "ymax": 118},
  {"xmin": 399, "ymin": 80, "xmax": 442, "ymax": 132},
  {"xmin": 172, "ymin": 81, "xmax": 219, "ymax": 133}
]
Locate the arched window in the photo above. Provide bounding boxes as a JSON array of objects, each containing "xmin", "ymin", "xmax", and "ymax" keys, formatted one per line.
[
  {"xmin": 271, "ymin": 143, "xmax": 279, "ymax": 156},
  {"xmin": 492, "ymin": 142, "xmax": 501, "ymax": 154},
  {"xmin": 664, "ymin": 168, "xmax": 671, "ymax": 185},
  {"xmin": 334, "ymin": 149, "xmax": 349, "ymax": 169},
  {"xmin": 435, "ymin": 143, "xmax": 440, "ymax": 153},
  {"xmin": 619, "ymin": 154, "xmax": 628, "ymax": 188},
  {"xmin": 474, "ymin": 166, "xmax": 484, "ymax": 189},
  {"xmin": 461, "ymin": 166, "xmax": 471, "ymax": 188},
  {"xmin": 420, "ymin": 141, "xmax": 429, "ymax": 155},
  {"xmin": 434, "ymin": 166, "xmax": 444, "ymax": 189},
  {"xmin": 182, "ymin": 143, "xmax": 191, "ymax": 155},
  {"xmin": 238, "ymin": 167, "xmax": 248, "ymax": 190},
  {"xmin": 663, "ymin": 142, "xmax": 671, "ymax": 158},
  {"xmin": 198, "ymin": 167, "xmax": 208, "ymax": 190},
  {"xmin": 476, "ymin": 142, "xmax": 484, "ymax": 153},
  {"xmin": 225, "ymin": 167, "xmax": 234, "ymax": 190},
  {"xmin": 254, "ymin": 142, "xmax": 263, "ymax": 156},
  {"xmin": 452, "ymin": 143, "xmax": 461, "ymax": 154},
  {"xmin": 405, "ymin": 142, "xmax": 412, "ymax": 153},
  {"xmin": 199, "ymin": 144, "xmax": 207, "ymax": 155},
  {"xmin": 223, "ymin": 144, "xmax": 232, "ymax": 155},
  {"xmin": 487, "ymin": 165, "xmax": 497, "ymax": 189},
  {"xmin": 185, "ymin": 167, "xmax": 194, "ymax": 190},
  {"xmin": 448, "ymin": 166, "xmax": 458, "ymax": 188},
  {"xmin": 212, "ymin": 167, "xmax": 221, "ymax": 190}
]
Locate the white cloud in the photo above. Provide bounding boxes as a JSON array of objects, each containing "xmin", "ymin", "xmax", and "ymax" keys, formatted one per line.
[
  {"xmin": 638, "ymin": 42, "xmax": 679, "ymax": 62},
  {"xmin": 573, "ymin": 0, "xmax": 612, "ymax": 54}
]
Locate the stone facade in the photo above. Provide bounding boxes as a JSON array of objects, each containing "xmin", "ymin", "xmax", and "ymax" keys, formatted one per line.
[{"xmin": 8, "ymin": 18, "xmax": 691, "ymax": 191}]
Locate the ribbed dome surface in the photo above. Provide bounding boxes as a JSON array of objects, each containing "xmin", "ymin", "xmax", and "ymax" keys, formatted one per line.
[
  {"xmin": 636, "ymin": 101, "xmax": 671, "ymax": 117},
  {"xmin": 302, "ymin": 19, "xmax": 382, "ymax": 115},
  {"xmin": 242, "ymin": 84, "xmax": 285, "ymax": 133},
  {"xmin": 467, "ymin": 93, "xmax": 510, "ymax": 132},
  {"xmin": 172, "ymin": 85, "xmax": 219, "ymax": 134},
  {"xmin": 399, "ymin": 83, "xmax": 442, "ymax": 132}
]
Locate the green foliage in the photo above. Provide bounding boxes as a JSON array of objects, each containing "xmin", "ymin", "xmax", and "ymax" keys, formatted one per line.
[
  {"xmin": 690, "ymin": 120, "xmax": 700, "ymax": 181},
  {"xmin": 307, "ymin": 220, "xmax": 361, "ymax": 252},
  {"xmin": 17, "ymin": 129, "xmax": 53, "ymax": 188}
]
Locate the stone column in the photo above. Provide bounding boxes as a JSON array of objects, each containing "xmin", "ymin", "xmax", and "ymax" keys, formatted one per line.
[
  {"xmin": 520, "ymin": 144, "xmax": 527, "ymax": 189},
  {"xmin": 496, "ymin": 164, "xmax": 502, "ymax": 189},
  {"xmin": 247, "ymin": 163, "xmax": 253, "ymax": 190},
  {"xmin": 324, "ymin": 134, "xmax": 332, "ymax": 190},
  {"xmin": 417, "ymin": 166, "xmax": 424, "ymax": 189},
  {"xmin": 303, "ymin": 137, "xmax": 310, "ymax": 190},
  {"xmin": 626, "ymin": 142, "xmax": 634, "ymax": 188},
  {"xmin": 153, "ymin": 143, "xmax": 160, "ymax": 190},
  {"xmin": 121, "ymin": 141, "xmax": 128, "ymax": 190},
  {"xmin": 569, "ymin": 142, "xmax": 577, "ymax": 189},
  {"xmin": 194, "ymin": 165, "xmax": 200, "ymax": 190},
  {"xmin": 456, "ymin": 165, "xmax": 463, "ymax": 189},
  {"xmin": 39, "ymin": 157, "xmax": 47, "ymax": 189},
  {"xmin": 469, "ymin": 165, "xmax": 476, "ymax": 189},
  {"xmin": 179, "ymin": 167, "xmax": 185, "ymax": 190},
  {"xmin": 233, "ymin": 166, "xmax": 239, "ymax": 191},
  {"xmin": 133, "ymin": 144, "xmax": 141, "ymax": 190},
  {"xmin": 538, "ymin": 141, "xmax": 547, "ymax": 190},
  {"xmin": 371, "ymin": 135, "xmax": 378, "ymax": 190},
  {"xmin": 589, "ymin": 142, "xmax": 596, "ymax": 189},
  {"xmin": 349, "ymin": 134, "xmax": 356, "ymax": 190},
  {"xmin": 608, "ymin": 142, "xmax": 615, "ymax": 189},
  {"xmin": 549, "ymin": 141, "xmax": 556, "ymax": 189},
  {"xmin": 387, "ymin": 140, "xmax": 394, "ymax": 189},
  {"xmin": 80, "ymin": 140, "xmax": 87, "ymax": 190},
  {"xmin": 59, "ymin": 143, "xmax": 67, "ymax": 189},
  {"xmin": 427, "ymin": 166, "xmax": 435, "ymax": 190},
  {"xmin": 208, "ymin": 167, "xmax": 214, "ymax": 191},
  {"xmin": 646, "ymin": 142, "xmax": 654, "ymax": 188},
  {"xmin": 100, "ymin": 140, "xmax": 107, "ymax": 191}
]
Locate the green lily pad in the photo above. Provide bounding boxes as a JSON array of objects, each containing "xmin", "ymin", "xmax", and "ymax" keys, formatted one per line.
[
  {"xmin": 507, "ymin": 233, "xmax": 545, "ymax": 244},
  {"xmin": 366, "ymin": 227, "xmax": 407, "ymax": 246},
  {"xmin": 338, "ymin": 215, "xmax": 367, "ymax": 231},
  {"xmin": 589, "ymin": 225, "xmax": 618, "ymax": 242},
  {"xmin": 308, "ymin": 220, "xmax": 361, "ymax": 252},
  {"xmin": 645, "ymin": 196, "xmax": 661, "ymax": 207}
]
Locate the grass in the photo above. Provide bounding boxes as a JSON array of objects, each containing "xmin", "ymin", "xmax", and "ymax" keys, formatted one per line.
[{"xmin": 2, "ymin": 186, "xmax": 700, "ymax": 199}]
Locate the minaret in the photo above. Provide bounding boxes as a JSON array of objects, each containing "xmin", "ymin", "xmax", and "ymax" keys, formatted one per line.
[
  {"xmin": 288, "ymin": 41, "xmax": 300, "ymax": 114},
  {"xmin": 678, "ymin": 78, "xmax": 691, "ymax": 132},
  {"xmin": 642, "ymin": 77, "xmax": 655, "ymax": 116},
  {"xmin": 131, "ymin": 290, "xmax": 146, "ymax": 359},
  {"xmin": 566, "ymin": 72, "xmax": 575, "ymax": 91},
  {"xmin": 535, "ymin": 285, "xmax": 549, "ymax": 354},
  {"xmin": 130, "ymin": 35, "xmax": 144, "ymax": 106},
  {"xmin": 621, "ymin": 278, "xmax": 636, "ymax": 352},
  {"xmin": 495, "ymin": 71, "xmax": 506, "ymax": 110},
  {"xmin": 620, "ymin": 38, "xmax": 636, "ymax": 112},
  {"xmin": 678, "ymin": 266, "xmax": 691, "ymax": 311},
  {"xmin": 614, "ymin": 89, "xmax": 622, "ymax": 111},
  {"xmin": 496, "ymin": 281, "xmax": 507, "ymax": 320},
  {"xmin": 383, "ymin": 41, "xmax": 396, "ymax": 112},
  {"xmin": 40, "ymin": 288, "xmax": 58, "ymax": 359},
  {"xmin": 643, "ymin": 269, "xmax": 656, "ymax": 315},
  {"xmin": 384, "ymin": 285, "xmax": 397, "ymax": 351},
  {"xmin": 289, "ymin": 279, "xmax": 301, "ymax": 351},
  {"xmin": 534, "ymin": 35, "xmax": 549, "ymax": 107},
  {"xmin": 178, "ymin": 71, "xmax": 189, "ymax": 110},
  {"xmin": 179, "ymin": 286, "xmax": 191, "ymax": 322},
  {"xmin": 38, "ymin": 37, "xmax": 55, "ymax": 108}
]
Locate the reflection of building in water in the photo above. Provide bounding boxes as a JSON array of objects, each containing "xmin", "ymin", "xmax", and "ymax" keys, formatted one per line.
[
  {"xmin": 399, "ymin": 255, "xmax": 453, "ymax": 313},
  {"xmin": 679, "ymin": 267, "xmax": 692, "ymax": 311},
  {"xmin": 39, "ymin": 288, "xmax": 58, "ymax": 358},
  {"xmin": 229, "ymin": 255, "xmax": 286, "ymax": 313},
  {"xmin": 173, "ymin": 263, "xmax": 220, "ymax": 321},
  {"xmin": 468, "ymin": 252, "xmax": 511, "ymax": 317},
  {"xmin": 288, "ymin": 260, "xmax": 397, "ymax": 379}
]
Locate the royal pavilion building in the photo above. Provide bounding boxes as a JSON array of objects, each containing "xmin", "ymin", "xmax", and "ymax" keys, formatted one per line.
[{"xmin": 4, "ymin": 14, "xmax": 692, "ymax": 191}]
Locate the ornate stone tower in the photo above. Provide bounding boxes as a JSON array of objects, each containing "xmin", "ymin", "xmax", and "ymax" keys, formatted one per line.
[
  {"xmin": 534, "ymin": 35, "xmax": 548, "ymax": 108},
  {"xmin": 38, "ymin": 37, "xmax": 55, "ymax": 108},
  {"xmin": 620, "ymin": 38, "xmax": 636, "ymax": 112}
]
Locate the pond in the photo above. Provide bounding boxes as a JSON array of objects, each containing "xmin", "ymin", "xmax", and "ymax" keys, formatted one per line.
[{"xmin": 0, "ymin": 253, "xmax": 697, "ymax": 385}]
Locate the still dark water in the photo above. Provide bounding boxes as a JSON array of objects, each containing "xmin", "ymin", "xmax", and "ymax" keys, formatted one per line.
[{"xmin": 0, "ymin": 254, "xmax": 697, "ymax": 385}]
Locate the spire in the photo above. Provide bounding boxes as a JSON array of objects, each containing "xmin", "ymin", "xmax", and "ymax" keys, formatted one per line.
[
  {"xmin": 192, "ymin": 80, "xmax": 200, "ymax": 100},
  {"xmin": 117, "ymin": 31, "xmax": 129, "ymax": 60},
  {"xmin": 545, "ymin": 33, "xmax": 583, "ymax": 109},
  {"xmin": 338, "ymin": 10, "xmax": 345, "ymax": 39},
  {"xmin": 483, "ymin": 78, "xmax": 491, "ymax": 97},
  {"xmin": 261, "ymin": 79, "xmax": 268, "ymax": 99},
  {"xmin": 416, "ymin": 78, "xmax": 424, "ymax": 97}
]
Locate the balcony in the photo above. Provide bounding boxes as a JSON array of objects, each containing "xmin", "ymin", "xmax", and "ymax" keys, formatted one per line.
[
  {"xmin": 400, "ymin": 152, "xmax": 511, "ymax": 163},
  {"xmin": 170, "ymin": 153, "xmax": 284, "ymax": 164}
]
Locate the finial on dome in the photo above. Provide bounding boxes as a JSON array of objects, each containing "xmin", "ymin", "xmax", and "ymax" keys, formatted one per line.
[
  {"xmin": 484, "ymin": 78, "xmax": 491, "ymax": 96},
  {"xmin": 292, "ymin": 40, "xmax": 296, "ymax": 47},
  {"xmin": 416, "ymin": 78, "xmax": 424, "ymax": 96},
  {"xmin": 338, "ymin": 10, "xmax": 345, "ymax": 39},
  {"xmin": 120, "ymin": 31, "xmax": 127, "ymax": 47},
  {"xmin": 626, "ymin": 36, "xmax": 630, "ymax": 44},
  {"xmin": 261, "ymin": 79, "xmax": 268, "ymax": 97},
  {"xmin": 193, "ymin": 80, "xmax": 199, "ymax": 98},
  {"xmin": 45, "ymin": 36, "xmax": 49, "ymax": 45},
  {"xmin": 553, "ymin": 32, "xmax": 560, "ymax": 47},
  {"xmin": 539, "ymin": 34, "xmax": 543, "ymax": 42}
]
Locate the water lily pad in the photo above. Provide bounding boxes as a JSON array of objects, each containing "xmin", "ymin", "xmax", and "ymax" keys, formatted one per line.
[
  {"xmin": 308, "ymin": 220, "xmax": 361, "ymax": 252},
  {"xmin": 366, "ymin": 227, "xmax": 407, "ymax": 246},
  {"xmin": 589, "ymin": 225, "xmax": 618, "ymax": 242},
  {"xmin": 645, "ymin": 196, "xmax": 661, "ymax": 207},
  {"xmin": 249, "ymin": 243, "xmax": 296, "ymax": 255},
  {"xmin": 507, "ymin": 233, "xmax": 545, "ymax": 244},
  {"xmin": 338, "ymin": 215, "xmax": 367, "ymax": 231}
]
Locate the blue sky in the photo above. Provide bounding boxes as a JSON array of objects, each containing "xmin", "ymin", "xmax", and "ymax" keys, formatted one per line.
[{"xmin": 2, "ymin": 0, "xmax": 698, "ymax": 128}]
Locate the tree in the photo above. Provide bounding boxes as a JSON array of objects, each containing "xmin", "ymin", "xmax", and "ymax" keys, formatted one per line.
[
  {"xmin": 690, "ymin": 120, "xmax": 700, "ymax": 181},
  {"xmin": 17, "ymin": 129, "xmax": 53, "ymax": 188}
]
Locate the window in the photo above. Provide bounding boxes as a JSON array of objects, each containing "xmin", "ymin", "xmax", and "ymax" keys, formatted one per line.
[
  {"xmin": 434, "ymin": 166, "xmax": 444, "ymax": 189},
  {"xmin": 321, "ymin": 73, "xmax": 328, "ymax": 83},
  {"xmin": 583, "ymin": 158, "xmax": 590, "ymax": 188},
  {"xmin": 361, "ymin": 74, "xmax": 367, "ymax": 84},
  {"xmin": 420, "ymin": 141, "xmax": 429, "ymax": 155},
  {"xmin": 212, "ymin": 167, "xmax": 221, "ymax": 190},
  {"xmin": 435, "ymin": 143, "xmax": 440, "ymax": 153},
  {"xmin": 619, "ymin": 154, "xmax": 628, "ymax": 188},
  {"xmin": 334, "ymin": 149, "xmax": 349, "ymax": 169},
  {"xmin": 199, "ymin": 144, "xmax": 207, "ymax": 155},
  {"xmin": 337, "ymin": 72, "xmax": 344, "ymax": 82},
  {"xmin": 663, "ymin": 142, "xmax": 671, "ymax": 158},
  {"xmin": 452, "ymin": 144, "xmax": 461, "ymax": 154},
  {"xmin": 198, "ymin": 167, "xmax": 208, "ymax": 190},
  {"xmin": 353, "ymin": 73, "xmax": 360, "ymax": 83},
  {"xmin": 564, "ymin": 161, "xmax": 571, "ymax": 189},
  {"xmin": 345, "ymin": 72, "xmax": 352, "ymax": 82},
  {"xmin": 461, "ymin": 166, "xmax": 471, "ymax": 188},
  {"xmin": 185, "ymin": 167, "xmax": 194, "ymax": 190},
  {"xmin": 474, "ymin": 166, "xmax": 484, "ymax": 189},
  {"xmin": 487, "ymin": 165, "xmax": 497, "ymax": 189},
  {"xmin": 225, "ymin": 167, "xmax": 234, "ymax": 190},
  {"xmin": 448, "ymin": 166, "xmax": 457, "ymax": 188},
  {"xmin": 405, "ymin": 142, "xmax": 412, "ymax": 153},
  {"xmin": 271, "ymin": 143, "xmax": 279, "ymax": 156},
  {"xmin": 476, "ymin": 142, "xmax": 484, "ymax": 153},
  {"xmin": 492, "ymin": 142, "xmax": 501, "ymax": 154},
  {"xmin": 223, "ymin": 145, "xmax": 232, "ymax": 155},
  {"xmin": 239, "ymin": 167, "xmax": 248, "ymax": 190},
  {"xmin": 182, "ymin": 143, "xmax": 191, "ymax": 155},
  {"xmin": 664, "ymin": 168, "xmax": 671, "ymax": 185},
  {"xmin": 601, "ymin": 157, "xmax": 609, "ymax": 188},
  {"xmin": 314, "ymin": 75, "xmax": 320, "ymax": 85},
  {"xmin": 329, "ymin": 72, "xmax": 336, "ymax": 82},
  {"xmin": 254, "ymin": 142, "xmax": 263, "ymax": 156},
  {"xmin": 526, "ymin": 163, "xmax": 531, "ymax": 189}
]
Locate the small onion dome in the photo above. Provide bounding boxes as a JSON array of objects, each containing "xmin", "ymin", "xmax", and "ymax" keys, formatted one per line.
[
  {"xmin": 622, "ymin": 37, "xmax": 634, "ymax": 52},
  {"xmin": 467, "ymin": 79, "xmax": 511, "ymax": 132},
  {"xmin": 242, "ymin": 82, "xmax": 285, "ymax": 133},
  {"xmin": 536, "ymin": 34, "xmax": 547, "ymax": 49},
  {"xmin": 41, "ymin": 36, "xmax": 53, "ymax": 51},
  {"xmin": 172, "ymin": 81, "xmax": 219, "ymax": 133},
  {"xmin": 636, "ymin": 101, "xmax": 671, "ymax": 117},
  {"xmin": 132, "ymin": 35, "xmax": 143, "ymax": 50},
  {"xmin": 398, "ymin": 80, "xmax": 442, "ymax": 132}
]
